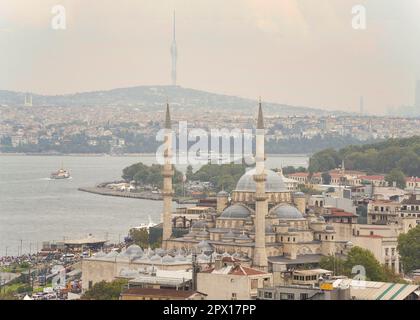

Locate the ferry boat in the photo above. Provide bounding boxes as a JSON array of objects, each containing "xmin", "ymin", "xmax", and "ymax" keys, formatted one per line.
[{"xmin": 50, "ymin": 168, "xmax": 71, "ymax": 180}]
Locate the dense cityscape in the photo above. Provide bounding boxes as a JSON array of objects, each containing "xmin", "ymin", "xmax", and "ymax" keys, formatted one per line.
[
  {"xmin": 1, "ymin": 96, "xmax": 420, "ymax": 155},
  {"xmin": 1, "ymin": 2, "xmax": 420, "ymax": 315}
]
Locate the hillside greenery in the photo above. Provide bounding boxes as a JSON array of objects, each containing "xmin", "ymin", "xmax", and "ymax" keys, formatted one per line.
[
  {"xmin": 187, "ymin": 163, "xmax": 247, "ymax": 193},
  {"xmin": 308, "ymin": 136, "xmax": 420, "ymax": 177},
  {"xmin": 122, "ymin": 162, "xmax": 183, "ymax": 189}
]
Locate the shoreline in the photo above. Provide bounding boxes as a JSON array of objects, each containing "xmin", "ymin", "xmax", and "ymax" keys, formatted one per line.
[
  {"xmin": 0, "ymin": 152, "xmax": 310, "ymax": 157},
  {"xmin": 78, "ymin": 187, "xmax": 198, "ymax": 204},
  {"xmin": 78, "ymin": 187, "xmax": 163, "ymax": 201}
]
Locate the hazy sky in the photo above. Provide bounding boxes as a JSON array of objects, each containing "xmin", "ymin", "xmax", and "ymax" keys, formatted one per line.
[{"xmin": 1, "ymin": 0, "xmax": 420, "ymax": 113}]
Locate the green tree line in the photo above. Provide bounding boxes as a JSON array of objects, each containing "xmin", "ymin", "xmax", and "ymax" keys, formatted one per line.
[{"xmin": 309, "ymin": 136, "xmax": 420, "ymax": 178}]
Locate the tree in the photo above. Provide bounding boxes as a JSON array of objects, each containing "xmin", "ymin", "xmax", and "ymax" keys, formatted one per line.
[
  {"xmin": 129, "ymin": 228, "xmax": 149, "ymax": 248},
  {"xmin": 344, "ymin": 247, "xmax": 387, "ymax": 281},
  {"xmin": 82, "ymin": 279, "xmax": 128, "ymax": 300},
  {"xmin": 320, "ymin": 247, "xmax": 404, "ymax": 282},
  {"xmin": 397, "ymin": 225, "xmax": 420, "ymax": 273},
  {"xmin": 321, "ymin": 172, "xmax": 332, "ymax": 185},
  {"xmin": 397, "ymin": 151, "xmax": 420, "ymax": 177},
  {"xmin": 186, "ymin": 165, "xmax": 194, "ymax": 180},
  {"xmin": 320, "ymin": 255, "xmax": 346, "ymax": 276},
  {"xmin": 308, "ymin": 149, "xmax": 340, "ymax": 173},
  {"xmin": 385, "ymin": 168, "xmax": 406, "ymax": 189}
]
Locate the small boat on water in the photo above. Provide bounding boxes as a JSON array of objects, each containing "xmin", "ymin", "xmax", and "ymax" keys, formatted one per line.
[
  {"xmin": 132, "ymin": 216, "xmax": 157, "ymax": 231},
  {"xmin": 50, "ymin": 168, "xmax": 71, "ymax": 180}
]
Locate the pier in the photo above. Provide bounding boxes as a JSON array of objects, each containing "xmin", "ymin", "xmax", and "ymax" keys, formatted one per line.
[{"xmin": 78, "ymin": 187, "xmax": 163, "ymax": 201}]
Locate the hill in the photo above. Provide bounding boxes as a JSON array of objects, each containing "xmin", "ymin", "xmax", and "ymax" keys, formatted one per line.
[{"xmin": 0, "ymin": 85, "xmax": 341, "ymax": 116}]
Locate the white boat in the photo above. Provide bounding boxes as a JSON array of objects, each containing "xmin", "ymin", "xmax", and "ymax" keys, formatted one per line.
[
  {"xmin": 50, "ymin": 168, "xmax": 71, "ymax": 180},
  {"xmin": 132, "ymin": 216, "xmax": 157, "ymax": 231}
]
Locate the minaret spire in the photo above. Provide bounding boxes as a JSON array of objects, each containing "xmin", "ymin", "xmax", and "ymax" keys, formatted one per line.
[
  {"xmin": 257, "ymin": 97, "xmax": 264, "ymax": 129},
  {"xmin": 253, "ymin": 100, "xmax": 268, "ymax": 269},
  {"xmin": 162, "ymin": 102, "xmax": 174, "ymax": 248},
  {"xmin": 165, "ymin": 101, "xmax": 171, "ymax": 129}
]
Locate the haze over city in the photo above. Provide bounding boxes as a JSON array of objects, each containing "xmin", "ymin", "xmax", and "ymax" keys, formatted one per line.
[{"xmin": 1, "ymin": 0, "xmax": 420, "ymax": 114}]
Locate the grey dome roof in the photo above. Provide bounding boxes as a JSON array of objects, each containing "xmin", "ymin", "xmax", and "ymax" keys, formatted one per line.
[
  {"xmin": 162, "ymin": 255, "xmax": 175, "ymax": 263},
  {"xmin": 150, "ymin": 254, "xmax": 162, "ymax": 262},
  {"xmin": 223, "ymin": 230, "xmax": 236, "ymax": 239},
  {"xmin": 217, "ymin": 190, "xmax": 229, "ymax": 197},
  {"xmin": 105, "ymin": 251, "xmax": 119, "ymax": 259},
  {"xmin": 125, "ymin": 245, "xmax": 143, "ymax": 256},
  {"xmin": 220, "ymin": 204, "xmax": 251, "ymax": 219},
  {"xmin": 237, "ymin": 233, "xmax": 250, "ymax": 240},
  {"xmin": 235, "ymin": 168, "xmax": 288, "ymax": 192},
  {"xmin": 271, "ymin": 205, "xmax": 304, "ymax": 220}
]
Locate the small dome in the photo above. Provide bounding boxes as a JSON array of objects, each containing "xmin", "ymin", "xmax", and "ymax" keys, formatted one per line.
[
  {"xmin": 217, "ymin": 190, "xmax": 229, "ymax": 197},
  {"xmin": 174, "ymin": 254, "xmax": 187, "ymax": 262},
  {"xmin": 294, "ymin": 192, "xmax": 305, "ymax": 197},
  {"xmin": 155, "ymin": 248, "xmax": 166, "ymax": 256},
  {"xmin": 197, "ymin": 230, "xmax": 209, "ymax": 237},
  {"xmin": 105, "ymin": 251, "xmax": 119, "ymax": 259},
  {"xmin": 125, "ymin": 245, "xmax": 143, "ymax": 256},
  {"xmin": 237, "ymin": 233, "xmax": 250, "ymax": 240},
  {"xmin": 197, "ymin": 253, "xmax": 210, "ymax": 261},
  {"xmin": 326, "ymin": 225, "xmax": 335, "ymax": 231},
  {"xmin": 235, "ymin": 168, "xmax": 288, "ymax": 192},
  {"xmin": 223, "ymin": 230, "xmax": 236, "ymax": 239},
  {"xmin": 162, "ymin": 255, "xmax": 175, "ymax": 263},
  {"xmin": 196, "ymin": 240, "xmax": 213, "ymax": 253},
  {"xmin": 150, "ymin": 254, "xmax": 162, "ymax": 262},
  {"xmin": 271, "ymin": 205, "xmax": 304, "ymax": 220},
  {"xmin": 346, "ymin": 241, "xmax": 354, "ymax": 247},
  {"xmin": 220, "ymin": 204, "xmax": 251, "ymax": 219}
]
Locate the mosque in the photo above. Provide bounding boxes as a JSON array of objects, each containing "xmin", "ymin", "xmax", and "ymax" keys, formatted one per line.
[{"xmin": 161, "ymin": 102, "xmax": 350, "ymax": 270}]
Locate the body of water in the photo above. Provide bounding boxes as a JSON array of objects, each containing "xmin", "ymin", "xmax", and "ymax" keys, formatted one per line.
[{"xmin": 0, "ymin": 154, "xmax": 308, "ymax": 256}]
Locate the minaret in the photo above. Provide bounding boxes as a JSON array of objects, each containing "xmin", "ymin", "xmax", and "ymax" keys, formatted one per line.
[
  {"xmin": 162, "ymin": 103, "xmax": 174, "ymax": 248},
  {"xmin": 171, "ymin": 11, "xmax": 177, "ymax": 86},
  {"xmin": 252, "ymin": 98, "xmax": 268, "ymax": 269}
]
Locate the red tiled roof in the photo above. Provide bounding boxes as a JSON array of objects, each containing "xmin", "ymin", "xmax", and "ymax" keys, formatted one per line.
[
  {"xmin": 229, "ymin": 265, "xmax": 267, "ymax": 276},
  {"xmin": 406, "ymin": 177, "xmax": 420, "ymax": 182},
  {"xmin": 325, "ymin": 208, "xmax": 357, "ymax": 217}
]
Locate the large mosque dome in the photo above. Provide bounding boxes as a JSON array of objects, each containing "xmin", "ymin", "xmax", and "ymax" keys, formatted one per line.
[
  {"xmin": 220, "ymin": 204, "xmax": 252, "ymax": 219},
  {"xmin": 235, "ymin": 168, "xmax": 288, "ymax": 193},
  {"xmin": 271, "ymin": 204, "xmax": 304, "ymax": 220}
]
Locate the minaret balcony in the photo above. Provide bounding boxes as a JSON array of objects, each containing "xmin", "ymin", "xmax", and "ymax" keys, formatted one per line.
[
  {"xmin": 253, "ymin": 174, "xmax": 267, "ymax": 182},
  {"xmin": 162, "ymin": 191, "xmax": 174, "ymax": 197},
  {"xmin": 255, "ymin": 193, "xmax": 268, "ymax": 201},
  {"xmin": 162, "ymin": 169, "xmax": 174, "ymax": 177}
]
